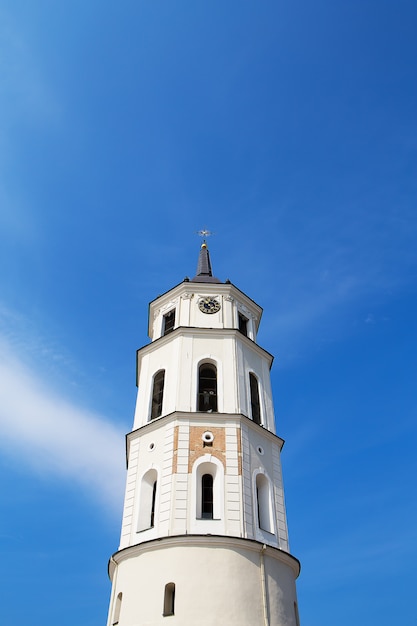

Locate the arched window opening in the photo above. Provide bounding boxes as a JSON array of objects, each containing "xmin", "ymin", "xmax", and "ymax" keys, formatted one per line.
[
  {"xmin": 201, "ymin": 474, "xmax": 214, "ymax": 519},
  {"xmin": 198, "ymin": 363, "xmax": 217, "ymax": 412},
  {"xmin": 250, "ymin": 373, "xmax": 261, "ymax": 425},
  {"xmin": 238, "ymin": 312, "xmax": 248, "ymax": 336},
  {"xmin": 163, "ymin": 582, "xmax": 175, "ymax": 616},
  {"xmin": 113, "ymin": 592, "xmax": 122, "ymax": 625},
  {"xmin": 151, "ymin": 370, "xmax": 165, "ymax": 419},
  {"xmin": 193, "ymin": 458, "xmax": 224, "ymax": 525},
  {"xmin": 163, "ymin": 309, "xmax": 175, "ymax": 335},
  {"xmin": 138, "ymin": 469, "xmax": 158, "ymax": 531},
  {"xmin": 256, "ymin": 473, "xmax": 274, "ymax": 534}
]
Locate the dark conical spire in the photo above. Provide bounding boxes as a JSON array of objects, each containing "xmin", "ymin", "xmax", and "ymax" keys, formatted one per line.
[
  {"xmin": 191, "ymin": 241, "xmax": 222, "ymax": 283},
  {"xmin": 196, "ymin": 242, "xmax": 212, "ymax": 276}
]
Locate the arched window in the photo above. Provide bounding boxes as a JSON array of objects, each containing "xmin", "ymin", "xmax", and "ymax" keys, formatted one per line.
[
  {"xmin": 138, "ymin": 469, "xmax": 158, "ymax": 531},
  {"xmin": 195, "ymin": 455, "xmax": 223, "ymax": 520},
  {"xmin": 113, "ymin": 592, "xmax": 122, "ymax": 625},
  {"xmin": 249, "ymin": 373, "xmax": 261, "ymax": 425},
  {"xmin": 256, "ymin": 473, "xmax": 274, "ymax": 534},
  {"xmin": 151, "ymin": 370, "xmax": 165, "ymax": 419},
  {"xmin": 238, "ymin": 312, "xmax": 248, "ymax": 336},
  {"xmin": 191, "ymin": 457, "xmax": 225, "ymax": 533},
  {"xmin": 201, "ymin": 474, "xmax": 214, "ymax": 519},
  {"xmin": 163, "ymin": 582, "xmax": 175, "ymax": 616},
  {"xmin": 198, "ymin": 363, "xmax": 217, "ymax": 412},
  {"xmin": 163, "ymin": 309, "xmax": 175, "ymax": 335}
]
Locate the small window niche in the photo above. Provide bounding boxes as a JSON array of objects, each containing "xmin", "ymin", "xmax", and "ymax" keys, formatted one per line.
[
  {"xmin": 113, "ymin": 592, "xmax": 122, "ymax": 625},
  {"xmin": 138, "ymin": 469, "xmax": 158, "ymax": 531},
  {"xmin": 194, "ymin": 458, "xmax": 224, "ymax": 523},
  {"xmin": 256, "ymin": 473, "xmax": 274, "ymax": 534},
  {"xmin": 163, "ymin": 582, "xmax": 175, "ymax": 616},
  {"xmin": 163, "ymin": 309, "xmax": 176, "ymax": 335},
  {"xmin": 238, "ymin": 312, "xmax": 248, "ymax": 336}
]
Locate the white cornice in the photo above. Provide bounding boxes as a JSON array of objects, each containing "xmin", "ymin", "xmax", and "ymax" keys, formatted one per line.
[
  {"xmin": 136, "ymin": 326, "xmax": 274, "ymax": 384},
  {"xmin": 108, "ymin": 534, "xmax": 300, "ymax": 579},
  {"xmin": 126, "ymin": 411, "xmax": 285, "ymax": 463}
]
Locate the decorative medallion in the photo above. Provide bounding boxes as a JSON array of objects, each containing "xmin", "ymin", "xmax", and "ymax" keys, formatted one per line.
[{"xmin": 198, "ymin": 297, "xmax": 221, "ymax": 314}]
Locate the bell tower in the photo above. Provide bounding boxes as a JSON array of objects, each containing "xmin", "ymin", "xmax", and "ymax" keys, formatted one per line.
[{"xmin": 106, "ymin": 241, "xmax": 301, "ymax": 626}]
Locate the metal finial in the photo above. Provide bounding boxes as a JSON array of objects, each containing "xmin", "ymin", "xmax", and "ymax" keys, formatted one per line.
[{"xmin": 196, "ymin": 228, "xmax": 215, "ymax": 242}]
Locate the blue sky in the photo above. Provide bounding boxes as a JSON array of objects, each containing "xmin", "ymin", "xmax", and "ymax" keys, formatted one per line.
[{"xmin": 0, "ymin": 1, "xmax": 416, "ymax": 624}]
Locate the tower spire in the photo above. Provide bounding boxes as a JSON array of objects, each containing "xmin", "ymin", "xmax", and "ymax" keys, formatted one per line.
[{"xmin": 191, "ymin": 229, "xmax": 221, "ymax": 283}]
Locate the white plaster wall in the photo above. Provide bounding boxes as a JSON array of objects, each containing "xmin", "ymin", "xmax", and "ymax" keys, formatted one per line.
[
  {"xmin": 235, "ymin": 337, "xmax": 276, "ymax": 432},
  {"xmin": 119, "ymin": 437, "xmax": 140, "ymax": 548},
  {"xmin": 224, "ymin": 423, "xmax": 243, "ymax": 536},
  {"xmin": 272, "ymin": 443, "xmax": 290, "ymax": 552},
  {"xmin": 240, "ymin": 422, "xmax": 289, "ymax": 550},
  {"xmin": 172, "ymin": 423, "xmax": 189, "ymax": 535},
  {"xmin": 148, "ymin": 282, "xmax": 262, "ymax": 341},
  {"xmin": 241, "ymin": 423, "xmax": 254, "ymax": 539},
  {"xmin": 107, "ymin": 540, "xmax": 299, "ymax": 626},
  {"xmin": 122, "ymin": 415, "xmax": 249, "ymax": 549},
  {"xmin": 134, "ymin": 330, "xmax": 274, "ymax": 430},
  {"xmin": 120, "ymin": 425, "xmax": 169, "ymax": 549}
]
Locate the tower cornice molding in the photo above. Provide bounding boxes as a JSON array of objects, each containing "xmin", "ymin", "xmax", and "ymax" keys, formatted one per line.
[
  {"xmin": 136, "ymin": 326, "xmax": 274, "ymax": 386},
  {"xmin": 125, "ymin": 411, "xmax": 285, "ymax": 465},
  {"xmin": 109, "ymin": 534, "xmax": 300, "ymax": 580}
]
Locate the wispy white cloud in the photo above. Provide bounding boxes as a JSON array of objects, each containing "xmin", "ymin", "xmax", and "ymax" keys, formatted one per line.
[{"xmin": 0, "ymin": 332, "xmax": 125, "ymax": 514}]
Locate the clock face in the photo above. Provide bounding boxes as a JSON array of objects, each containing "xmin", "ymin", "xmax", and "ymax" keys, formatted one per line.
[{"xmin": 199, "ymin": 297, "xmax": 221, "ymax": 314}]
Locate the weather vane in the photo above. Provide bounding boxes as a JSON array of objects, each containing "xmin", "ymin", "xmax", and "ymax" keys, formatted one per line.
[{"xmin": 196, "ymin": 228, "xmax": 215, "ymax": 242}]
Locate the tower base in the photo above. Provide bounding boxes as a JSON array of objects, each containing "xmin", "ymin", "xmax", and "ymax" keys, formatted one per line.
[{"xmin": 107, "ymin": 535, "xmax": 300, "ymax": 626}]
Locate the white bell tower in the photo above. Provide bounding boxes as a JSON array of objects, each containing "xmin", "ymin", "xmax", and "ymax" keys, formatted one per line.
[{"xmin": 106, "ymin": 241, "xmax": 301, "ymax": 626}]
